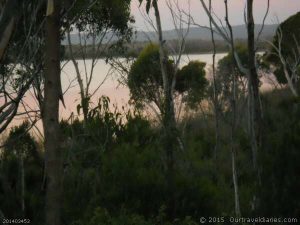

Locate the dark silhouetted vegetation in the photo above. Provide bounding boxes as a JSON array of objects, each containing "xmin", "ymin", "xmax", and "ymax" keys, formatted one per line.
[{"xmin": 1, "ymin": 1, "xmax": 299, "ymax": 224}]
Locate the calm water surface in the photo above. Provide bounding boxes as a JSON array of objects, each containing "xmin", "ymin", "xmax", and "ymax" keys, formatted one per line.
[
  {"xmin": 60, "ymin": 53, "xmax": 228, "ymax": 117},
  {"xmin": 3, "ymin": 52, "xmax": 275, "ymax": 137}
]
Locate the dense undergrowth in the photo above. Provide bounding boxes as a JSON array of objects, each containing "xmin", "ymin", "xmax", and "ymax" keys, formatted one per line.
[{"xmin": 0, "ymin": 89, "xmax": 300, "ymax": 225}]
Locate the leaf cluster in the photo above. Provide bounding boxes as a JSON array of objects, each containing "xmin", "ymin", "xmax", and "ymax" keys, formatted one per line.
[
  {"xmin": 264, "ymin": 12, "xmax": 300, "ymax": 84},
  {"xmin": 66, "ymin": 0, "xmax": 133, "ymax": 35},
  {"xmin": 128, "ymin": 44, "xmax": 207, "ymax": 110}
]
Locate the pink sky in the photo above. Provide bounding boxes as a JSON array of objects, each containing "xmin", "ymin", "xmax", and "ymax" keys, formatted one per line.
[{"xmin": 131, "ymin": 0, "xmax": 300, "ymax": 31}]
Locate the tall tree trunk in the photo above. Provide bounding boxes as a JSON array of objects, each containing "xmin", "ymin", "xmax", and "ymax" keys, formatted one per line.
[
  {"xmin": 0, "ymin": 17, "xmax": 14, "ymax": 61},
  {"xmin": 247, "ymin": 0, "xmax": 262, "ymax": 169},
  {"xmin": 0, "ymin": 0, "xmax": 18, "ymax": 61},
  {"xmin": 247, "ymin": 0, "xmax": 263, "ymax": 218},
  {"xmin": 20, "ymin": 153, "xmax": 25, "ymax": 215},
  {"xmin": 209, "ymin": 0, "xmax": 219, "ymax": 160},
  {"xmin": 224, "ymin": 1, "xmax": 242, "ymax": 214},
  {"xmin": 152, "ymin": 0, "xmax": 177, "ymax": 217},
  {"xmin": 231, "ymin": 70, "xmax": 241, "ymax": 217},
  {"xmin": 231, "ymin": 147, "xmax": 241, "ymax": 217},
  {"xmin": 43, "ymin": 1, "xmax": 63, "ymax": 225}
]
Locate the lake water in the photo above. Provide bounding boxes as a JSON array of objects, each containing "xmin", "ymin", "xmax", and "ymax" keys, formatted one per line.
[
  {"xmin": 60, "ymin": 53, "xmax": 228, "ymax": 118},
  {"xmin": 2, "ymin": 52, "xmax": 276, "ymax": 138}
]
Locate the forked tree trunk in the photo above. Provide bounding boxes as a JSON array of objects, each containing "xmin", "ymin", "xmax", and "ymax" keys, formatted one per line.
[{"xmin": 43, "ymin": 0, "xmax": 63, "ymax": 225}]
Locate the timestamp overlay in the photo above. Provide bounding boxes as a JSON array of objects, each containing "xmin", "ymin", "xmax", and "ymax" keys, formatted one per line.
[
  {"xmin": 1, "ymin": 218, "xmax": 31, "ymax": 224},
  {"xmin": 199, "ymin": 216, "xmax": 298, "ymax": 224}
]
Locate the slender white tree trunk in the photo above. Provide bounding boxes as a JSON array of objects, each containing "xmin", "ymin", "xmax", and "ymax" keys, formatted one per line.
[
  {"xmin": 67, "ymin": 31, "xmax": 88, "ymax": 125},
  {"xmin": 20, "ymin": 153, "xmax": 25, "ymax": 214},
  {"xmin": 231, "ymin": 148, "xmax": 241, "ymax": 217},
  {"xmin": 153, "ymin": 0, "xmax": 177, "ymax": 216},
  {"xmin": 209, "ymin": 0, "xmax": 219, "ymax": 159}
]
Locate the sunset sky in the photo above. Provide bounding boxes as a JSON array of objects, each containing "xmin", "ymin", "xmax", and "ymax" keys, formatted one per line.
[{"xmin": 131, "ymin": 0, "xmax": 300, "ymax": 31}]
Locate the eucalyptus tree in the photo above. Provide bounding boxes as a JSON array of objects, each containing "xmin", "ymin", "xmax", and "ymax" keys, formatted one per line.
[
  {"xmin": 0, "ymin": 0, "xmax": 19, "ymax": 61},
  {"xmin": 0, "ymin": 1, "xmax": 46, "ymax": 221},
  {"xmin": 0, "ymin": 0, "xmax": 46, "ymax": 134},
  {"xmin": 128, "ymin": 43, "xmax": 207, "ymax": 116},
  {"xmin": 197, "ymin": 0, "xmax": 271, "ymax": 216},
  {"xmin": 198, "ymin": 0, "xmax": 266, "ymax": 171},
  {"xmin": 43, "ymin": 0, "xmax": 135, "ymax": 224},
  {"xmin": 214, "ymin": 46, "xmax": 250, "ymax": 217},
  {"xmin": 136, "ymin": 0, "xmax": 194, "ymax": 216},
  {"xmin": 0, "ymin": 1, "xmax": 69, "ymax": 224},
  {"xmin": 137, "ymin": 0, "xmax": 177, "ymax": 216},
  {"xmin": 0, "ymin": 121, "xmax": 43, "ymax": 222},
  {"xmin": 43, "ymin": 1, "xmax": 64, "ymax": 225},
  {"xmin": 64, "ymin": 0, "xmax": 132, "ymax": 126},
  {"xmin": 265, "ymin": 12, "xmax": 300, "ymax": 97}
]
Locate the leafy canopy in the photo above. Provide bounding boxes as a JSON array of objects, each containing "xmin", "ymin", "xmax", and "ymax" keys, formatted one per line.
[
  {"xmin": 176, "ymin": 61, "xmax": 207, "ymax": 108},
  {"xmin": 128, "ymin": 44, "xmax": 207, "ymax": 109},
  {"xmin": 265, "ymin": 12, "xmax": 300, "ymax": 84},
  {"xmin": 66, "ymin": 0, "xmax": 133, "ymax": 35}
]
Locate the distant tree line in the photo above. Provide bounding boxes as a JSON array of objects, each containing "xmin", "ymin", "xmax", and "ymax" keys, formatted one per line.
[{"xmin": 62, "ymin": 38, "xmax": 272, "ymax": 59}]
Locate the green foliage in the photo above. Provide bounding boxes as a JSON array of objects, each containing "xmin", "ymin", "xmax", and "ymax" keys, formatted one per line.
[
  {"xmin": 218, "ymin": 45, "xmax": 249, "ymax": 75},
  {"xmin": 0, "ymin": 88, "xmax": 300, "ymax": 225},
  {"xmin": 60, "ymin": 97, "xmax": 230, "ymax": 224},
  {"xmin": 128, "ymin": 44, "xmax": 207, "ymax": 110},
  {"xmin": 272, "ymin": 12, "xmax": 300, "ymax": 63},
  {"xmin": 2, "ymin": 88, "xmax": 300, "ymax": 223},
  {"xmin": 212, "ymin": 45, "xmax": 250, "ymax": 112},
  {"xmin": 259, "ymin": 90, "xmax": 300, "ymax": 217},
  {"xmin": 0, "ymin": 122, "xmax": 44, "ymax": 224},
  {"xmin": 265, "ymin": 12, "xmax": 300, "ymax": 84},
  {"xmin": 81, "ymin": 205, "xmax": 214, "ymax": 225},
  {"xmin": 176, "ymin": 61, "xmax": 207, "ymax": 108},
  {"xmin": 128, "ymin": 43, "xmax": 165, "ymax": 108},
  {"xmin": 66, "ymin": 0, "xmax": 133, "ymax": 35},
  {"xmin": 62, "ymin": 0, "xmax": 134, "ymax": 60},
  {"xmin": 215, "ymin": 47, "xmax": 245, "ymax": 95},
  {"xmin": 0, "ymin": 0, "xmax": 45, "ymax": 93},
  {"xmin": 61, "ymin": 96, "xmax": 125, "ymax": 168},
  {"xmin": 86, "ymin": 207, "xmax": 151, "ymax": 225}
]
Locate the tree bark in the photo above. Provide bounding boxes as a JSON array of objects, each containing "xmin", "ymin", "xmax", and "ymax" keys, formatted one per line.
[
  {"xmin": 209, "ymin": 0, "xmax": 219, "ymax": 160},
  {"xmin": 43, "ymin": 0, "xmax": 63, "ymax": 225},
  {"xmin": 231, "ymin": 147, "xmax": 241, "ymax": 217},
  {"xmin": 0, "ymin": 17, "xmax": 14, "ymax": 61},
  {"xmin": 20, "ymin": 153, "xmax": 25, "ymax": 215},
  {"xmin": 247, "ymin": 1, "xmax": 263, "ymax": 218},
  {"xmin": 224, "ymin": 1, "xmax": 242, "ymax": 215},
  {"xmin": 152, "ymin": 0, "xmax": 177, "ymax": 217},
  {"xmin": 231, "ymin": 70, "xmax": 241, "ymax": 217},
  {"xmin": 0, "ymin": 0, "xmax": 19, "ymax": 61},
  {"xmin": 247, "ymin": 0, "xmax": 262, "ymax": 169}
]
